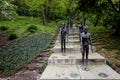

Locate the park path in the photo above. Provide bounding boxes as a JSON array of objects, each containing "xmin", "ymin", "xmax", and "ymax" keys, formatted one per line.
[{"xmin": 40, "ymin": 26, "xmax": 120, "ymax": 80}]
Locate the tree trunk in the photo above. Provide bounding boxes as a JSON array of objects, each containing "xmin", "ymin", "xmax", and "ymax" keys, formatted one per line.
[
  {"xmin": 114, "ymin": 20, "xmax": 120, "ymax": 35},
  {"xmin": 114, "ymin": 1, "xmax": 120, "ymax": 35},
  {"xmin": 83, "ymin": 17, "xmax": 86, "ymax": 26},
  {"xmin": 47, "ymin": 0, "xmax": 51, "ymax": 22},
  {"xmin": 42, "ymin": 0, "xmax": 48, "ymax": 25},
  {"xmin": 82, "ymin": 13, "xmax": 87, "ymax": 26},
  {"xmin": 43, "ymin": 9, "xmax": 46, "ymax": 25},
  {"xmin": 94, "ymin": 15, "xmax": 99, "ymax": 27},
  {"xmin": 114, "ymin": 27, "xmax": 120, "ymax": 35}
]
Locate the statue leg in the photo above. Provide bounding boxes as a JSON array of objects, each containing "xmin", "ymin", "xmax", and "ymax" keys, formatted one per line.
[
  {"xmin": 61, "ymin": 39, "xmax": 63, "ymax": 52},
  {"xmin": 63, "ymin": 38, "xmax": 66, "ymax": 53},
  {"xmin": 82, "ymin": 46, "xmax": 85, "ymax": 66},
  {"xmin": 85, "ymin": 45, "xmax": 89, "ymax": 71},
  {"xmin": 81, "ymin": 46, "xmax": 85, "ymax": 70}
]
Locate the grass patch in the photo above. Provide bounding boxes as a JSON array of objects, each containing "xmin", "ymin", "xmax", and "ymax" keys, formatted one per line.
[
  {"xmin": 0, "ymin": 16, "xmax": 57, "ymax": 76},
  {"xmin": 0, "ymin": 16, "xmax": 56, "ymax": 37},
  {"xmin": 0, "ymin": 26, "xmax": 8, "ymax": 31}
]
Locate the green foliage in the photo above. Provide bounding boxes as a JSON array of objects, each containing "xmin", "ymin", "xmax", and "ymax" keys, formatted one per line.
[
  {"xmin": 0, "ymin": 15, "xmax": 57, "ymax": 76},
  {"xmin": 12, "ymin": 0, "xmax": 29, "ymax": 16},
  {"xmin": 10, "ymin": 0, "xmax": 78, "ymax": 20},
  {"xmin": 0, "ymin": 16, "xmax": 56, "ymax": 37},
  {"xmin": 27, "ymin": 25, "xmax": 37, "ymax": 33},
  {"xmin": 0, "ymin": 33, "xmax": 53, "ymax": 76},
  {"xmin": 115, "ymin": 51, "xmax": 120, "ymax": 60},
  {"xmin": 79, "ymin": 0, "xmax": 119, "ymax": 34},
  {"xmin": 0, "ymin": 26, "xmax": 8, "ymax": 31},
  {"xmin": 0, "ymin": 0, "xmax": 17, "ymax": 20},
  {"xmin": 8, "ymin": 33, "xmax": 17, "ymax": 40}
]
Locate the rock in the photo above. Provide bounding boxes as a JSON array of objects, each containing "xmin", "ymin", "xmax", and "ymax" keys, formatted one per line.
[
  {"xmin": 26, "ymin": 63, "xmax": 44, "ymax": 70},
  {"xmin": 34, "ymin": 57, "xmax": 47, "ymax": 63}
]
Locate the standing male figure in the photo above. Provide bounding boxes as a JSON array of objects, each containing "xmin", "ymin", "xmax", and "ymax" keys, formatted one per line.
[
  {"xmin": 61, "ymin": 23, "xmax": 67, "ymax": 53},
  {"xmin": 78, "ymin": 23, "xmax": 83, "ymax": 33},
  {"xmin": 78, "ymin": 22, "xmax": 83, "ymax": 41},
  {"xmin": 80, "ymin": 26, "xmax": 93, "ymax": 71}
]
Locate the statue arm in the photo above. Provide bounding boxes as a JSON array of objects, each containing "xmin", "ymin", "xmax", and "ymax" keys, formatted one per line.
[
  {"xmin": 80, "ymin": 35, "xmax": 83, "ymax": 52},
  {"xmin": 59, "ymin": 28, "xmax": 62, "ymax": 42},
  {"xmin": 80, "ymin": 33, "xmax": 83, "ymax": 46},
  {"xmin": 89, "ymin": 34, "xmax": 92, "ymax": 46},
  {"xmin": 89, "ymin": 34, "xmax": 93, "ymax": 53}
]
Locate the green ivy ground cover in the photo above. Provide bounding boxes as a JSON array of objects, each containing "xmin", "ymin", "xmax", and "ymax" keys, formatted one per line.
[{"xmin": 0, "ymin": 33, "xmax": 53, "ymax": 76}]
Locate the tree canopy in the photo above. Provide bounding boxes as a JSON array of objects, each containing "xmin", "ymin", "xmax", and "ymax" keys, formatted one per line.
[{"xmin": 0, "ymin": 0, "xmax": 119, "ymax": 34}]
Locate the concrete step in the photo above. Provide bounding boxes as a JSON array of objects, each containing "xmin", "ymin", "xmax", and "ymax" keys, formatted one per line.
[
  {"xmin": 41, "ymin": 27, "xmax": 120, "ymax": 80},
  {"xmin": 68, "ymin": 39, "xmax": 80, "ymax": 43},
  {"xmin": 69, "ymin": 33, "xmax": 79, "ymax": 35},
  {"xmin": 56, "ymin": 38, "xmax": 80, "ymax": 42},
  {"xmin": 53, "ymin": 43, "xmax": 80, "ymax": 48},
  {"xmin": 69, "ymin": 29, "xmax": 79, "ymax": 31},
  {"xmin": 54, "ymin": 41, "xmax": 80, "ymax": 46},
  {"xmin": 51, "ymin": 46, "xmax": 94, "ymax": 53},
  {"xmin": 52, "ymin": 48, "xmax": 75, "ymax": 53},
  {"xmin": 56, "ymin": 38, "xmax": 79, "ymax": 42},
  {"xmin": 48, "ymin": 53, "xmax": 106, "ymax": 65},
  {"xmin": 68, "ymin": 37, "xmax": 79, "ymax": 40},
  {"xmin": 68, "ymin": 35, "xmax": 79, "ymax": 38},
  {"xmin": 40, "ymin": 64, "xmax": 120, "ymax": 80},
  {"xmin": 55, "ymin": 38, "xmax": 80, "ymax": 44}
]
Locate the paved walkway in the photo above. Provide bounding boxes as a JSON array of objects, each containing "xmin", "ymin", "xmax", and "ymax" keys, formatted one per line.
[{"xmin": 40, "ymin": 27, "xmax": 120, "ymax": 80}]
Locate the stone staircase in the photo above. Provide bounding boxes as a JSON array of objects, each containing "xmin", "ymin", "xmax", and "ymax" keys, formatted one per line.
[{"xmin": 40, "ymin": 27, "xmax": 120, "ymax": 80}]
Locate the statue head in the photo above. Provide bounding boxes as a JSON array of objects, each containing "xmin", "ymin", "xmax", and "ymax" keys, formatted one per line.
[
  {"xmin": 84, "ymin": 26, "xmax": 88, "ymax": 33},
  {"xmin": 62, "ymin": 23, "xmax": 65, "ymax": 26}
]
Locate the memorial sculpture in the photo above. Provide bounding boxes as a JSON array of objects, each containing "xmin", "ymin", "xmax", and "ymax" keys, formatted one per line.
[
  {"xmin": 60, "ymin": 23, "xmax": 67, "ymax": 53},
  {"xmin": 80, "ymin": 26, "xmax": 93, "ymax": 71}
]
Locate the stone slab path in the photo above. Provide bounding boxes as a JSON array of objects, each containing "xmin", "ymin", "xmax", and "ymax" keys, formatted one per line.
[{"xmin": 40, "ymin": 27, "xmax": 120, "ymax": 80}]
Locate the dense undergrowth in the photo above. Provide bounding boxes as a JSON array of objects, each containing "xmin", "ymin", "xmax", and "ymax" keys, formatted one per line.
[
  {"xmin": 0, "ymin": 16, "xmax": 57, "ymax": 76},
  {"xmin": 87, "ymin": 19, "xmax": 120, "ymax": 73}
]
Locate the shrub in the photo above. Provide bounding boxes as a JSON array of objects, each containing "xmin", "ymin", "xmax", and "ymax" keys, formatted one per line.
[
  {"xmin": 27, "ymin": 25, "xmax": 37, "ymax": 33},
  {"xmin": 0, "ymin": 1, "xmax": 17, "ymax": 21},
  {"xmin": 0, "ymin": 26, "xmax": 8, "ymax": 31},
  {"xmin": 9, "ymin": 33, "xmax": 17, "ymax": 40}
]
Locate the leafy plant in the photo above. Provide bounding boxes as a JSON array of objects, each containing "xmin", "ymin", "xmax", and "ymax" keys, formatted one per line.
[
  {"xmin": 9, "ymin": 33, "xmax": 17, "ymax": 40},
  {"xmin": 27, "ymin": 25, "xmax": 37, "ymax": 33},
  {"xmin": 0, "ymin": 26, "xmax": 8, "ymax": 31},
  {"xmin": 0, "ymin": 0, "xmax": 17, "ymax": 20}
]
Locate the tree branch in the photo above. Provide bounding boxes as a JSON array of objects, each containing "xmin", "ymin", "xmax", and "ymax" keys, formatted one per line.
[{"xmin": 108, "ymin": 0, "xmax": 119, "ymax": 13}]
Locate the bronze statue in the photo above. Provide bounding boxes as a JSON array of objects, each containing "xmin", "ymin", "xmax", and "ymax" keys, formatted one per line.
[
  {"xmin": 78, "ymin": 23, "xmax": 83, "ymax": 33},
  {"xmin": 80, "ymin": 26, "xmax": 93, "ymax": 71},
  {"xmin": 60, "ymin": 23, "xmax": 67, "ymax": 53}
]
